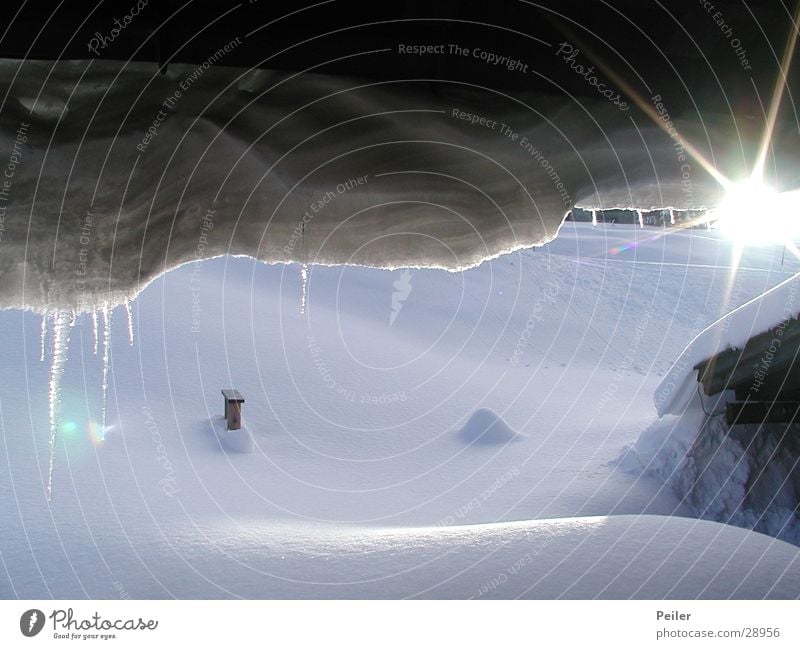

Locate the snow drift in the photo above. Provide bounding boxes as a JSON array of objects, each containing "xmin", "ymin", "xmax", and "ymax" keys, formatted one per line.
[
  {"xmin": 459, "ymin": 408, "xmax": 522, "ymax": 445},
  {"xmin": 5, "ymin": 514, "xmax": 799, "ymax": 599},
  {"xmin": 215, "ymin": 418, "xmax": 255, "ymax": 454}
]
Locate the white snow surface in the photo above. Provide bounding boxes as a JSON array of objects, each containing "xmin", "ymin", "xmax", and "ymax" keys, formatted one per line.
[{"xmin": 2, "ymin": 223, "xmax": 800, "ymax": 598}]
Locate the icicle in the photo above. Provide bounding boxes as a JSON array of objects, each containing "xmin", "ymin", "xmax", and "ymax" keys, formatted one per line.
[
  {"xmin": 299, "ymin": 218, "xmax": 309, "ymax": 315},
  {"xmin": 101, "ymin": 304, "xmax": 111, "ymax": 432},
  {"xmin": 47, "ymin": 311, "xmax": 74, "ymax": 501},
  {"xmin": 592, "ymin": 209, "xmax": 597, "ymax": 226},
  {"xmin": 91, "ymin": 310, "xmax": 99, "ymax": 355},
  {"xmin": 300, "ymin": 264, "xmax": 309, "ymax": 315},
  {"xmin": 40, "ymin": 312, "xmax": 49, "ymax": 362},
  {"xmin": 124, "ymin": 300, "xmax": 134, "ymax": 346},
  {"xmin": 637, "ymin": 209, "xmax": 644, "ymax": 228}
]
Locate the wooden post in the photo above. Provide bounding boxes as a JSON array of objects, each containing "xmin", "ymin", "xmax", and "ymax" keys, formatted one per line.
[
  {"xmin": 228, "ymin": 401, "xmax": 242, "ymax": 430},
  {"xmin": 221, "ymin": 390, "xmax": 245, "ymax": 430}
]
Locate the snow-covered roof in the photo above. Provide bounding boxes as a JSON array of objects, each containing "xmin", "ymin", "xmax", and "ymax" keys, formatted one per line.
[{"xmin": 655, "ymin": 271, "xmax": 800, "ymax": 417}]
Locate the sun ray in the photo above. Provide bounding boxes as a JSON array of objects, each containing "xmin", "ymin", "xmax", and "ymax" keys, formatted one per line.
[
  {"xmin": 604, "ymin": 68, "xmax": 734, "ymax": 191},
  {"xmin": 751, "ymin": 1, "xmax": 800, "ymax": 184},
  {"xmin": 783, "ymin": 240, "xmax": 800, "ymax": 262},
  {"xmin": 549, "ymin": 25, "xmax": 734, "ymax": 191},
  {"xmin": 561, "ymin": 5, "xmax": 800, "ymax": 255},
  {"xmin": 558, "ymin": 3, "xmax": 800, "ymax": 206}
]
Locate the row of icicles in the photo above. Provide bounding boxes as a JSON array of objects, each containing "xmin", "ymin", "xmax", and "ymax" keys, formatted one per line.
[
  {"xmin": 592, "ymin": 209, "xmax": 648, "ymax": 226},
  {"xmin": 41, "ymin": 300, "xmax": 134, "ymax": 501}
]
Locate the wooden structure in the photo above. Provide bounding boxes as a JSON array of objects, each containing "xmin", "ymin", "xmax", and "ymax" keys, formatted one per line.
[
  {"xmin": 725, "ymin": 401, "xmax": 800, "ymax": 425},
  {"xmin": 221, "ymin": 389, "xmax": 245, "ymax": 430},
  {"xmin": 694, "ymin": 317, "xmax": 800, "ymax": 426}
]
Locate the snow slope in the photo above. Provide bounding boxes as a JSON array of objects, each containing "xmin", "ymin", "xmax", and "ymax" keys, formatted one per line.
[{"xmin": 2, "ymin": 223, "xmax": 800, "ymax": 598}]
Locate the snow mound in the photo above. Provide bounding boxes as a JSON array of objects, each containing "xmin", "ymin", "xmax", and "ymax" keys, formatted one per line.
[
  {"xmin": 459, "ymin": 408, "xmax": 521, "ymax": 445},
  {"xmin": 214, "ymin": 418, "xmax": 255, "ymax": 454}
]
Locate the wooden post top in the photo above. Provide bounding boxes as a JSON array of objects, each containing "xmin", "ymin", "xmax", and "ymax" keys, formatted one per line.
[{"xmin": 221, "ymin": 389, "xmax": 245, "ymax": 403}]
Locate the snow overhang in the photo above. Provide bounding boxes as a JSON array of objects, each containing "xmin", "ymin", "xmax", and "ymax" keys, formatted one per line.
[
  {"xmin": 0, "ymin": 55, "xmax": 797, "ymax": 313},
  {"xmin": 655, "ymin": 273, "xmax": 800, "ymax": 417}
]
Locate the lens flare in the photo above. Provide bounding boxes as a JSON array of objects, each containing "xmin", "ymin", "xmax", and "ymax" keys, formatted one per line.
[
  {"xmin": 60, "ymin": 420, "xmax": 78, "ymax": 437},
  {"xmin": 88, "ymin": 420, "xmax": 105, "ymax": 446}
]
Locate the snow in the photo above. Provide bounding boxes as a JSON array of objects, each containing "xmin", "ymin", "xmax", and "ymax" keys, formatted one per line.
[
  {"xmin": 459, "ymin": 408, "xmax": 522, "ymax": 445},
  {"xmin": 39, "ymin": 312, "xmax": 48, "ymax": 362},
  {"xmin": 2, "ymin": 223, "xmax": 800, "ymax": 598},
  {"xmin": 6, "ymin": 514, "xmax": 799, "ymax": 599},
  {"xmin": 299, "ymin": 264, "xmax": 309, "ymax": 316},
  {"xmin": 621, "ymin": 404, "xmax": 800, "ymax": 546},
  {"xmin": 214, "ymin": 418, "xmax": 255, "ymax": 454}
]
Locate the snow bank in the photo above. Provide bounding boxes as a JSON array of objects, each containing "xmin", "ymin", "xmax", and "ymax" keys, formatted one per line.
[{"xmin": 680, "ymin": 417, "xmax": 800, "ymax": 545}]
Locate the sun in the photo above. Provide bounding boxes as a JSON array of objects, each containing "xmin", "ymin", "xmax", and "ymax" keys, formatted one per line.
[
  {"xmin": 581, "ymin": 1, "xmax": 800, "ymax": 254},
  {"xmin": 709, "ymin": 180, "xmax": 800, "ymax": 247}
]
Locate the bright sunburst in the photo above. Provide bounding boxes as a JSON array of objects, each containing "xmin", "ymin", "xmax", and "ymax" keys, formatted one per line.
[
  {"xmin": 709, "ymin": 181, "xmax": 800, "ymax": 246},
  {"xmin": 585, "ymin": 2, "xmax": 800, "ymax": 254}
]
